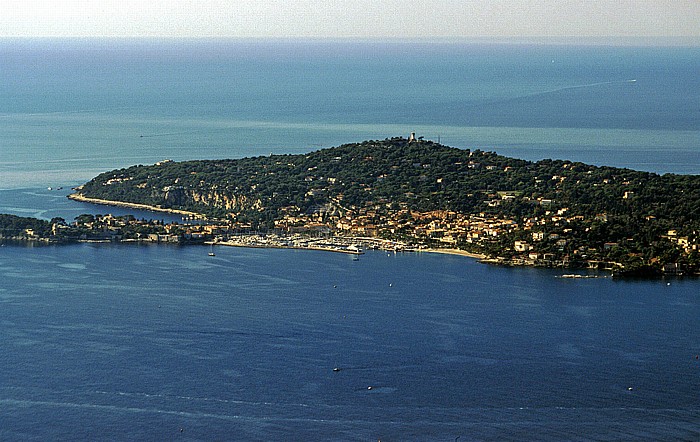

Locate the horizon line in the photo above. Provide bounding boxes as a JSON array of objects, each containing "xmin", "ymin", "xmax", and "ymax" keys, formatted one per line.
[{"xmin": 1, "ymin": 35, "xmax": 699, "ymax": 47}]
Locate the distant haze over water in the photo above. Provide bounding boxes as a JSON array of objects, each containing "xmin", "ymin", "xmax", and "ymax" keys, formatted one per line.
[{"xmin": 0, "ymin": 38, "xmax": 698, "ymax": 189}]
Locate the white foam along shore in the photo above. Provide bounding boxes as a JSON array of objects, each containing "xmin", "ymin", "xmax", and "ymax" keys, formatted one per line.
[{"xmin": 67, "ymin": 193, "xmax": 202, "ymax": 218}]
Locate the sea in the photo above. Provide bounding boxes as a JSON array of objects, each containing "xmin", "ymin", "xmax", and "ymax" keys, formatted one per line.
[{"xmin": 0, "ymin": 38, "xmax": 699, "ymax": 440}]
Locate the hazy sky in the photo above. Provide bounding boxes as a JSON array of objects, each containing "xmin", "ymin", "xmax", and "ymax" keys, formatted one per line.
[{"xmin": 1, "ymin": 0, "xmax": 698, "ymax": 40}]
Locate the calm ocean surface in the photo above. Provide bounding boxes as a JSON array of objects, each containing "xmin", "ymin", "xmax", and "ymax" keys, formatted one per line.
[
  {"xmin": 1, "ymin": 39, "xmax": 699, "ymax": 440},
  {"xmin": 1, "ymin": 244, "xmax": 699, "ymax": 440}
]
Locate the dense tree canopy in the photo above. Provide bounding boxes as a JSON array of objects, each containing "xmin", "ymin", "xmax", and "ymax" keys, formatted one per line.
[{"xmin": 76, "ymin": 138, "xmax": 700, "ymax": 239}]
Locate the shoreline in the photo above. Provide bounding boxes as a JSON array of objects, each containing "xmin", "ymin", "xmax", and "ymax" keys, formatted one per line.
[
  {"xmin": 59, "ymin": 195, "xmax": 681, "ymax": 275},
  {"xmin": 67, "ymin": 193, "xmax": 202, "ymax": 218},
  {"xmin": 65, "ymin": 195, "xmax": 487, "ymax": 260},
  {"xmin": 211, "ymin": 240, "xmax": 362, "ymax": 255},
  {"xmin": 423, "ymin": 248, "xmax": 487, "ymax": 260}
]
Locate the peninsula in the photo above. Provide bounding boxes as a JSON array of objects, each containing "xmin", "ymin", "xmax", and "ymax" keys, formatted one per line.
[{"xmin": 6, "ymin": 137, "xmax": 700, "ymax": 276}]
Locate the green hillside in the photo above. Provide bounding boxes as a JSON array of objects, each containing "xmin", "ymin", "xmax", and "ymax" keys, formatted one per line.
[{"xmin": 72, "ymin": 137, "xmax": 700, "ymax": 274}]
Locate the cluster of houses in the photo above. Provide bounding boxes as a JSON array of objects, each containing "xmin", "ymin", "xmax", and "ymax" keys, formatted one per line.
[
  {"xmin": 37, "ymin": 193, "xmax": 696, "ymax": 274},
  {"xmin": 267, "ymin": 198, "xmax": 697, "ymax": 271},
  {"xmin": 50, "ymin": 214, "xmax": 220, "ymax": 243}
]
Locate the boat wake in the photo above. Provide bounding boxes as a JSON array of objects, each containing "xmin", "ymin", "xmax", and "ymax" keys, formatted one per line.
[
  {"xmin": 138, "ymin": 130, "xmax": 204, "ymax": 138},
  {"xmin": 526, "ymin": 79, "xmax": 638, "ymax": 98},
  {"xmin": 93, "ymin": 390, "xmax": 311, "ymax": 408}
]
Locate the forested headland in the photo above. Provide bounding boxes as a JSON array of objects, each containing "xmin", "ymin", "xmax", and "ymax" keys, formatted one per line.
[{"xmin": 66, "ymin": 137, "xmax": 699, "ymax": 276}]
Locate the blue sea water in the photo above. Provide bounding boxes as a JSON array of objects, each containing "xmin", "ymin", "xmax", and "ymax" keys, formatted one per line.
[
  {"xmin": 1, "ymin": 243, "xmax": 699, "ymax": 441},
  {"xmin": 1, "ymin": 38, "xmax": 700, "ymax": 440},
  {"xmin": 0, "ymin": 244, "xmax": 700, "ymax": 440}
]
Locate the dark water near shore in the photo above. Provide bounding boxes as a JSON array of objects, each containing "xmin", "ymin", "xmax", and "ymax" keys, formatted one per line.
[
  {"xmin": 1, "ymin": 243, "xmax": 699, "ymax": 440},
  {"xmin": 0, "ymin": 39, "xmax": 699, "ymax": 440}
]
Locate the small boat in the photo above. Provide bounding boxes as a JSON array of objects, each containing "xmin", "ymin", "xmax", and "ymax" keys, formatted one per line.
[
  {"xmin": 208, "ymin": 245, "xmax": 215, "ymax": 256},
  {"xmin": 333, "ymin": 367, "xmax": 341, "ymax": 372},
  {"xmin": 208, "ymin": 252, "xmax": 215, "ymax": 257}
]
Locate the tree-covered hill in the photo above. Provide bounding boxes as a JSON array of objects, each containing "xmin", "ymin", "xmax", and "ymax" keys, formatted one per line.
[
  {"xmin": 75, "ymin": 137, "xmax": 699, "ymax": 232},
  {"xmin": 0, "ymin": 214, "xmax": 51, "ymax": 239}
]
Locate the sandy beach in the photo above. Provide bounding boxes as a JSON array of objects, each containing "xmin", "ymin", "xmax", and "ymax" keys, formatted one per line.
[
  {"xmin": 67, "ymin": 193, "xmax": 202, "ymax": 218},
  {"xmin": 423, "ymin": 248, "xmax": 487, "ymax": 259}
]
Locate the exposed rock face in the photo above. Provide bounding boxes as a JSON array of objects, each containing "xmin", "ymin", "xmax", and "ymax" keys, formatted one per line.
[
  {"xmin": 161, "ymin": 186, "xmax": 186, "ymax": 206},
  {"xmin": 188, "ymin": 190, "xmax": 261, "ymax": 211},
  {"xmin": 157, "ymin": 186, "xmax": 261, "ymax": 212}
]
